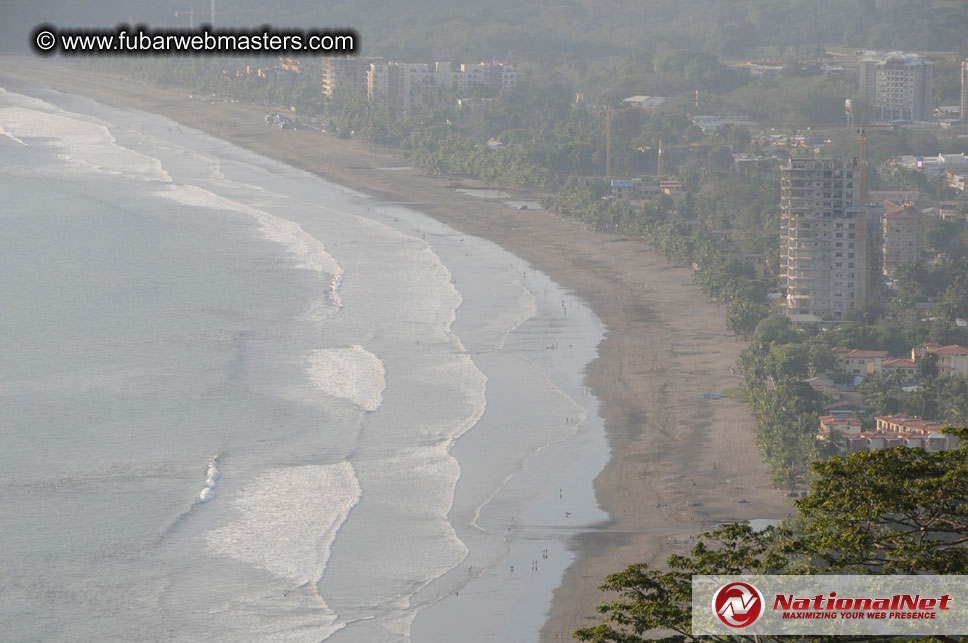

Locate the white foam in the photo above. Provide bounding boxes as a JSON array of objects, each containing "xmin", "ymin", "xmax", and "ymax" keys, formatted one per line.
[
  {"xmin": 0, "ymin": 105, "xmax": 172, "ymax": 183},
  {"xmin": 199, "ymin": 456, "xmax": 221, "ymax": 503},
  {"xmin": 206, "ymin": 462, "xmax": 361, "ymax": 585},
  {"xmin": 0, "ymin": 125, "xmax": 27, "ymax": 146},
  {"xmin": 160, "ymin": 183, "xmax": 344, "ymax": 307},
  {"xmin": 307, "ymin": 345, "xmax": 386, "ymax": 412}
]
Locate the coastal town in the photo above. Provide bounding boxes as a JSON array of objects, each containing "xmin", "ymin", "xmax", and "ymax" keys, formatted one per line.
[{"xmin": 4, "ymin": 1, "xmax": 968, "ymax": 642}]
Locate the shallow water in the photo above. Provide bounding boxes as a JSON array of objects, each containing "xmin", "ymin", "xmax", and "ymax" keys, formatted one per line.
[{"xmin": 0, "ymin": 84, "xmax": 608, "ymax": 642}]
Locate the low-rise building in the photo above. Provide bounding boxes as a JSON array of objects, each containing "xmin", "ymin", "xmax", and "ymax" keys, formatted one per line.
[
  {"xmin": 921, "ymin": 343, "xmax": 968, "ymax": 376},
  {"xmin": 819, "ymin": 415, "xmax": 864, "ymax": 435},
  {"xmin": 621, "ymin": 95, "xmax": 666, "ymax": 109},
  {"xmin": 660, "ymin": 180, "xmax": 684, "ymax": 195},
  {"xmin": 691, "ymin": 115, "xmax": 756, "ymax": 132},
  {"xmin": 875, "ymin": 414, "xmax": 946, "ymax": 434},
  {"xmin": 821, "ymin": 414, "xmax": 958, "ymax": 453},
  {"xmin": 948, "ymin": 171, "xmax": 967, "ymax": 192},
  {"xmin": 880, "ymin": 358, "xmax": 919, "ymax": 384},
  {"xmin": 893, "ymin": 153, "xmax": 968, "ymax": 180},
  {"xmin": 610, "ymin": 181, "xmax": 637, "ymax": 201},
  {"xmin": 823, "ymin": 397, "xmax": 871, "ymax": 417},
  {"xmin": 832, "ymin": 347, "xmax": 889, "ymax": 376}
]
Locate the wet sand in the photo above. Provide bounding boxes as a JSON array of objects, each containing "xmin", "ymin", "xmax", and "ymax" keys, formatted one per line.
[{"xmin": 0, "ymin": 56, "xmax": 791, "ymax": 641}]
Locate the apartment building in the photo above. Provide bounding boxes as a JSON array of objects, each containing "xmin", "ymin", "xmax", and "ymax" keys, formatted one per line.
[
  {"xmin": 921, "ymin": 343, "xmax": 968, "ymax": 376},
  {"xmin": 831, "ymin": 347, "xmax": 888, "ymax": 376},
  {"xmin": 858, "ymin": 52, "xmax": 934, "ymax": 122},
  {"xmin": 881, "ymin": 200, "xmax": 921, "ymax": 276},
  {"xmin": 321, "ymin": 57, "xmax": 369, "ymax": 100},
  {"xmin": 366, "ymin": 61, "xmax": 440, "ymax": 112},
  {"xmin": 961, "ymin": 59, "xmax": 968, "ymax": 121},
  {"xmin": 780, "ymin": 158, "xmax": 869, "ymax": 319},
  {"xmin": 366, "ymin": 60, "xmax": 516, "ymax": 111}
]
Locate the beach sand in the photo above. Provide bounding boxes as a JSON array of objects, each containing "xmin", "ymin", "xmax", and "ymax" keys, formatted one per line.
[{"xmin": 0, "ymin": 57, "xmax": 791, "ymax": 641}]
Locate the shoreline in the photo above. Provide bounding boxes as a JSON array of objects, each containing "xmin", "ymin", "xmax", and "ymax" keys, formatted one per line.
[{"xmin": 0, "ymin": 57, "xmax": 792, "ymax": 641}]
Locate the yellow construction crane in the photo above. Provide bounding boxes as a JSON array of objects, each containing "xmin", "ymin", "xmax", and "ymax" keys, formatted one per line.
[
  {"xmin": 603, "ymin": 102, "xmax": 646, "ymax": 180},
  {"xmin": 762, "ymin": 114, "xmax": 900, "ymax": 206}
]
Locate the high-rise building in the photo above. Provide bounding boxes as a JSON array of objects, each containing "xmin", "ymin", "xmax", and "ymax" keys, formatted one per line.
[
  {"xmin": 780, "ymin": 158, "xmax": 871, "ymax": 319},
  {"xmin": 960, "ymin": 59, "xmax": 968, "ymax": 121},
  {"xmin": 321, "ymin": 57, "xmax": 368, "ymax": 100},
  {"xmin": 858, "ymin": 52, "xmax": 934, "ymax": 122},
  {"xmin": 366, "ymin": 61, "xmax": 437, "ymax": 111},
  {"xmin": 365, "ymin": 60, "xmax": 516, "ymax": 111},
  {"xmin": 881, "ymin": 200, "xmax": 921, "ymax": 277}
]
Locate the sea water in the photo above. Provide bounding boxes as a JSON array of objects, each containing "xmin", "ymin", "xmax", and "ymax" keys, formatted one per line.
[{"xmin": 0, "ymin": 83, "xmax": 608, "ymax": 642}]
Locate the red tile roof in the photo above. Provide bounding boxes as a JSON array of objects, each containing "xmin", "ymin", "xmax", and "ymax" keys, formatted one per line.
[
  {"xmin": 925, "ymin": 344, "xmax": 968, "ymax": 356},
  {"xmin": 819, "ymin": 415, "xmax": 862, "ymax": 426},
  {"xmin": 836, "ymin": 349, "xmax": 889, "ymax": 359},
  {"xmin": 882, "ymin": 200, "xmax": 921, "ymax": 219},
  {"xmin": 875, "ymin": 415, "xmax": 946, "ymax": 433},
  {"xmin": 882, "ymin": 358, "xmax": 916, "ymax": 368}
]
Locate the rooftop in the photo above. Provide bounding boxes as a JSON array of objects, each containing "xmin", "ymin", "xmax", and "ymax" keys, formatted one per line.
[
  {"xmin": 882, "ymin": 200, "xmax": 921, "ymax": 219},
  {"xmin": 925, "ymin": 343, "xmax": 968, "ymax": 356},
  {"xmin": 833, "ymin": 348, "xmax": 889, "ymax": 359},
  {"xmin": 875, "ymin": 414, "xmax": 947, "ymax": 433}
]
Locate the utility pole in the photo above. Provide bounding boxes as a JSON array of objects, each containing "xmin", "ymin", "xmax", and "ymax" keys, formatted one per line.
[{"xmin": 210, "ymin": 0, "xmax": 216, "ymax": 27}]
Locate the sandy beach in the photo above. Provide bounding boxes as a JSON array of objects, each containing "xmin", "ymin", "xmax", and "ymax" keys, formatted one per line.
[{"xmin": 0, "ymin": 56, "xmax": 791, "ymax": 641}]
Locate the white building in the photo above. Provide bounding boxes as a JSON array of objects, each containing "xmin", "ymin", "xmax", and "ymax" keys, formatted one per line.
[
  {"xmin": 366, "ymin": 60, "xmax": 515, "ymax": 111},
  {"xmin": 859, "ymin": 52, "xmax": 934, "ymax": 122}
]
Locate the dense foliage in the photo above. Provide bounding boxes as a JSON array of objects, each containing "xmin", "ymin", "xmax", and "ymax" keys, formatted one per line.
[{"xmin": 575, "ymin": 431, "xmax": 968, "ymax": 642}]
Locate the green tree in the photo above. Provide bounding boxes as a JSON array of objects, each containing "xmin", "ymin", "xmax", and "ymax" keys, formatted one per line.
[
  {"xmin": 726, "ymin": 300, "xmax": 768, "ymax": 340},
  {"xmin": 575, "ymin": 430, "xmax": 968, "ymax": 641}
]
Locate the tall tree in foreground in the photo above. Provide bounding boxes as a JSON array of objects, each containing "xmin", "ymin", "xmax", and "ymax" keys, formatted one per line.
[{"xmin": 574, "ymin": 429, "xmax": 968, "ymax": 642}]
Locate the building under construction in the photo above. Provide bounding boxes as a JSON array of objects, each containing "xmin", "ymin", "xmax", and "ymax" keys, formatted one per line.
[{"xmin": 779, "ymin": 157, "xmax": 875, "ymax": 321}]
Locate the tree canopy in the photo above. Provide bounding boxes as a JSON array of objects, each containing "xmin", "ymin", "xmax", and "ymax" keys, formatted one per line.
[{"xmin": 575, "ymin": 429, "xmax": 968, "ymax": 642}]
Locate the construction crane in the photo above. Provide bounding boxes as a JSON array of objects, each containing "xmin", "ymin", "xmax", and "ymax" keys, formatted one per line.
[
  {"xmin": 762, "ymin": 114, "xmax": 901, "ymax": 206},
  {"xmin": 603, "ymin": 102, "xmax": 648, "ymax": 180},
  {"xmin": 605, "ymin": 106, "xmax": 611, "ymax": 180},
  {"xmin": 606, "ymin": 108, "xmax": 700, "ymax": 179}
]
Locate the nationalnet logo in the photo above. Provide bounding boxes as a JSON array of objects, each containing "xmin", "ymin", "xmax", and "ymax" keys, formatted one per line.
[
  {"xmin": 694, "ymin": 575, "xmax": 967, "ymax": 636},
  {"xmin": 712, "ymin": 582, "xmax": 765, "ymax": 628},
  {"xmin": 772, "ymin": 591, "xmax": 951, "ymax": 621}
]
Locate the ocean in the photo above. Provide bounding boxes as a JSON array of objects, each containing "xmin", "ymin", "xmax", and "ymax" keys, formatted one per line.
[{"xmin": 0, "ymin": 84, "xmax": 608, "ymax": 642}]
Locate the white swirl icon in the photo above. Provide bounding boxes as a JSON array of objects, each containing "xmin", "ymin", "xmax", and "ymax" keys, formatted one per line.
[{"xmin": 35, "ymin": 30, "xmax": 56, "ymax": 51}]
